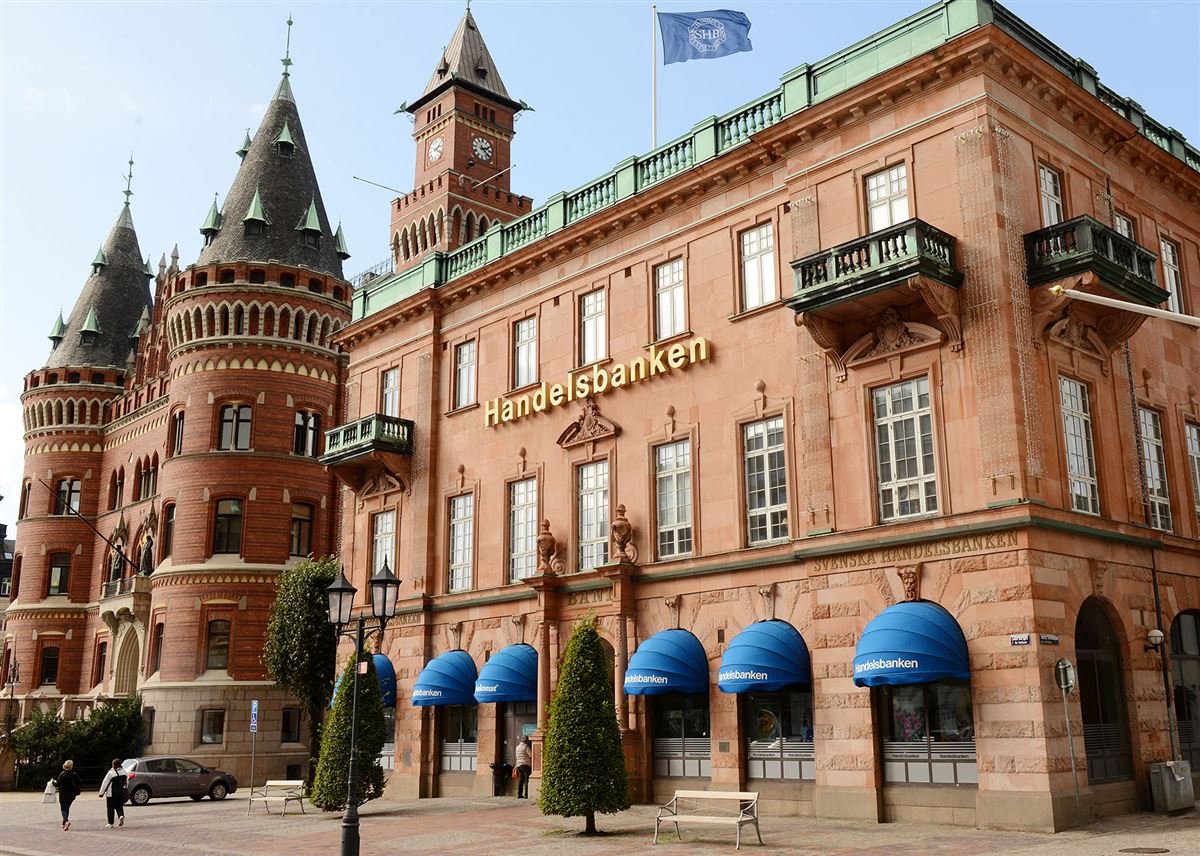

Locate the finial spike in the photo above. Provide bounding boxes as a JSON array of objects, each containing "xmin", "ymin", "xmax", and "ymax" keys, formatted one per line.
[
  {"xmin": 122, "ymin": 153, "xmax": 134, "ymax": 205},
  {"xmin": 281, "ymin": 14, "xmax": 294, "ymax": 76}
]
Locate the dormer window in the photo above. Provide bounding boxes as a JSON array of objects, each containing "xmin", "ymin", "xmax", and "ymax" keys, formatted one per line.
[
  {"xmin": 242, "ymin": 186, "xmax": 271, "ymax": 237},
  {"xmin": 203, "ymin": 233, "xmax": 216, "ymax": 247},
  {"xmin": 302, "ymin": 232, "xmax": 320, "ymax": 249},
  {"xmin": 295, "ymin": 198, "xmax": 322, "ymax": 250},
  {"xmin": 274, "ymin": 119, "xmax": 296, "ymax": 159},
  {"xmin": 245, "ymin": 221, "xmax": 266, "ymax": 237}
]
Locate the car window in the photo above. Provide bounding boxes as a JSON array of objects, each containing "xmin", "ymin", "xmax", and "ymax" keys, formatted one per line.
[
  {"xmin": 121, "ymin": 760, "xmax": 137, "ymax": 773},
  {"xmin": 145, "ymin": 759, "xmax": 171, "ymax": 773},
  {"xmin": 174, "ymin": 759, "xmax": 203, "ymax": 774}
]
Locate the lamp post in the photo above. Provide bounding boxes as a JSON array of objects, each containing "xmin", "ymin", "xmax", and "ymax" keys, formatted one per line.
[{"xmin": 325, "ymin": 558, "xmax": 400, "ymax": 856}]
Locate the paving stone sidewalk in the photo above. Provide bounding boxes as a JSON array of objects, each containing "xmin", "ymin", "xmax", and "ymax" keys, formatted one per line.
[{"xmin": 0, "ymin": 790, "xmax": 1196, "ymax": 856}]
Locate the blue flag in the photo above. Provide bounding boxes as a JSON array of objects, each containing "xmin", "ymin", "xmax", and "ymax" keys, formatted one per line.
[{"xmin": 658, "ymin": 10, "xmax": 752, "ymax": 65}]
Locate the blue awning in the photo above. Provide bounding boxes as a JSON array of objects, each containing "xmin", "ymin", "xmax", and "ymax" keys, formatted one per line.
[
  {"xmin": 717, "ymin": 620, "xmax": 811, "ymax": 693},
  {"xmin": 624, "ymin": 629, "xmax": 708, "ymax": 695},
  {"xmin": 331, "ymin": 653, "xmax": 397, "ymax": 707},
  {"xmin": 474, "ymin": 643, "xmax": 538, "ymax": 703},
  {"xmin": 853, "ymin": 601, "xmax": 970, "ymax": 687},
  {"xmin": 411, "ymin": 649, "xmax": 478, "ymax": 706}
]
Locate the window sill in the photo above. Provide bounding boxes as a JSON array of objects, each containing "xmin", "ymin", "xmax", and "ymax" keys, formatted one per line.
[
  {"xmin": 746, "ymin": 537, "xmax": 791, "ymax": 550},
  {"xmin": 573, "ymin": 356, "xmax": 613, "ymax": 373},
  {"xmin": 507, "ymin": 380, "xmax": 542, "ymax": 396},
  {"xmin": 728, "ymin": 299, "xmax": 784, "ymax": 323},
  {"xmin": 642, "ymin": 330, "xmax": 694, "ymax": 351},
  {"xmin": 445, "ymin": 402, "xmax": 479, "ymax": 418}
]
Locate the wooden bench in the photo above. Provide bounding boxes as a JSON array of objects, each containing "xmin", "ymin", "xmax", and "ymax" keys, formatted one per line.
[
  {"xmin": 246, "ymin": 779, "xmax": 306, "ymax": 816},
  {"xmin": 655, "ymin": 790, "xmax": 762, "ymax": 849}
]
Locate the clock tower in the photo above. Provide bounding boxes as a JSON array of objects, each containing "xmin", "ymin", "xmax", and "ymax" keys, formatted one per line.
[{"xmin": 391, "ymin": 8, "xmax": 532, "ymax": 270}]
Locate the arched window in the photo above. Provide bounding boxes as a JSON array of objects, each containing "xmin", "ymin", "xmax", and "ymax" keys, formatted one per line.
[
  {"xmin": 93, "ymin": 641, "xmax": 108, "ymax": 687},
  {"xmin": 161, "ymin": 504, "xmax": 176, "ymax": 559},
  {"xmin": 1076, "ymin": 599, "xmax": 1132, "ymax": 783},
  {"xmin": 18, "ymin": 481, "xmax": 31, "ymax": 519},
  {"xmin": 1171, "ymin": 611, "xmax": 1200, "ymax": 770},
  {"xmin": 219, "ymin": 305, "xmax": 230, "ymax": 336},
  {"xmin": 219, "ymin": 269, "xmax": 235, "ymax": 284},
  {"xmin": 293, "ymin": 313, "xmax": 303, "ymax": 340},
  {"xmin": 206, "ymin": 620, "xmax": 231, "ymax": 670},
  {"xmin": 234, "ymin": 306, "xmax": 245, "ymax": 335}
]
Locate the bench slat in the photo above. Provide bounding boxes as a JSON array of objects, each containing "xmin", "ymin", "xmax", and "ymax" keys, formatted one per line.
[
  {"xmin": 663, "ymin": 816, "xmax": 754, "ymax": 824},
  {"xmin": 672, "ymin": 790, "xmax": 758, "ymax": 800}
]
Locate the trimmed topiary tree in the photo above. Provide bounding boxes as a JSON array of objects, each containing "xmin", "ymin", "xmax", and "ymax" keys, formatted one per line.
[
  {"xmin": 539, "ymin": 615, "xmax": 630, "ymax": 834},
  {"xmin": 309, "ymin": 648, "xmax": 387, "ymax": 810}
]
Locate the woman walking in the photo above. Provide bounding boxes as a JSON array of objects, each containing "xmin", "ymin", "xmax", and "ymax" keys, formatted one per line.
[
  {"xmin": 98, "ymin": 758, "xmax": 127, "ymax": 828},
  {"xmin": 55, "ymin": 760, "xmax": 82, "ymax": 831},
  {"xmin": 514, "ymin": 735, "xmax": 533, "ymax": 799}
]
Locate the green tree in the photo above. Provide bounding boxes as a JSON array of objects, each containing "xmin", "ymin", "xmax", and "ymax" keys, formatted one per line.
[
  {"xmin": 309, "ymin": 648, "xmax": 387, "ymax": 810},
  {"xmin": 11, "ymin": 695, "xmax": 143, "ymax": 788},
  {"xmin": 262, "ymin": 556, "xmax": 338, "ymax": 776},
  {"xmin": 539, "ymin": 615, "xmax": 630, "ymax": 834}
]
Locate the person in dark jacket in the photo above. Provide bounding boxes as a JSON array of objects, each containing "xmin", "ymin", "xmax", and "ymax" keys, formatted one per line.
[
  {"xmin": 55, "ymin": 760, "xmax": 82, "ymax": 831},
  {"xmin": 98, "ymin": 758, "xmax": 127, "ymax": 828}
]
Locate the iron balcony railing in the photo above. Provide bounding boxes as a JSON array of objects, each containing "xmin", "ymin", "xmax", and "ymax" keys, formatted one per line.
[
  {"xmin": 1024, "ymin": 216, "xmax": 1164, "ymax": 306},
  {"xmin": 100, "ymin": 575, "xmax": 150, "ymax": 600},
  {"xmin": 788, "ymin": 218, "xmax": 962, "ymax": 313},
  {"xmin": 321, "ymin": 413, "xmax": 415, "ymax": 465}
]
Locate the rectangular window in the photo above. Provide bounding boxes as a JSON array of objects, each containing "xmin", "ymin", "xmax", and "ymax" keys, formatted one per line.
[
  {"xmin": 40, "ymin": 647, "xmax": 59, "ymax": 686},
  {"xmin": 372, "ymin": 510, "xmax": 395, "ymax": 573},
  {"xmin": 54, "ymin": 478, "xmax": 81, "ymax": 515},
  {"xmin": 578, "ymin": 461, "xmax": 610, "ymax": 571},
  {"xmin": 1113, "ymin": 212, "xmax": 1134, "ymax": 240},
  {"xmin": 509, "ymin": 478, "xmax": 538, "ymax": 582},
  {"xmin": 873, "ymin": 377, "xmax": 938, "ymax": 522},
  {"xmin": 453, "ymin": 340, "xmax": 477, "ymax": 409},
  {"xmin": 217, "ymin": 404, "xmax": 252, "ymax": 451},
  {"xmin": 866, "ymin": 163, "xmax": 910, "ymax": 232},
  {"xmin": 200, "ymin": 709, "xmax": 225, "ymax": 744},
  {"xmin": 1188, "ymin": 423, "xmax": 1200, "ymax": 525},
  {"xmin": 290, "ymin": 503, "xmax": 313, "ymax": 556},
  {"xmin": 143, "ymin": 708, "xmax": 155, "ymax": 745},
  {"xmin": 170, "ymin": 411, "xmax": 185, "ymax": 457},
  {"xmin": 162, "ymin": 505, "xmax": 175, "ymax": 558},
  {"xmin": 282, "ymin": 708, "xmax": 302, "ymax": 744},
  {"xmin": 205, "ymin": 619, "xmax": 231, "ymax": 670},
  {"xmin": 1161, "ymin": 238, "xmax": 1183, "ymax": 314},
  {"xmin": 1039, "ymin": 164, "xmax": 1064, "ymax": 227},
  {"xmin": 880, "ymin": 683, "xmax": 977, "ymax": 785},
  {"xmin": 579, "ymin": 289, "xmax": 607, "ymax": 365},
  {"xmin": 744, "ymin": 417, "xmax": 789, "ymax": 544},
  {"xmin": 739, "ymin": 223, "xmax": 776, "ymax": 311},
  {"xmin": 1138, "ymin": 408, "xmax": 1173, "ymax": 532},
  {"xmin": 48, "ymin": 552, "xmax": 71, "ymax": 596},
  {"xmin": 292, "ymin": 411, "xmax": 321, "ymax": 456},
  {"xmin": 654, "ymin": 258, "xmax": 686, "ymax": 340},
  {"xmin": 655, "ymin": 440, "xmax": 693, "ymax": 559},
  {"xmin": 652, "ymin": 694, "xmax": 711, "ymax": 777},
  {"xmin": 448, "ymin": 494, "xmax": 474, "ymax": 592},
  {"xmin": 94, "ymin": 642, "xmax": 108, "ymax": 687},
  {"xmin": 212, "ymin": 499, "xmax": 243, "ymax": 554},
  {"xmin": 1059, "ymin": 376, "xmax": 1100, "ymax": 515},
  {"xmin": 151, "ymin": 622, "xmax": 164, "ymax": 674},
  {"xmin": 744, "ymin": 688, "xmax": 815, "ymax": 781},
  {"xmin": 512, "ymin": 317, "xmax": 538, "ymax": 389},
  {"xmin": 381, "ymin": 368, "xmax": 400, "ymax": 417}
]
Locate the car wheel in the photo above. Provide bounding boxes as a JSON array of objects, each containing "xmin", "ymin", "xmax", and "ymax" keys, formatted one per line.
[
  {"xmin": 190, "ymin": 795, "xmax": 204, "ymax": 801},
  {"xmin": 209, "ymin": 781, "xmax": 228, "ymax": 801},
  {"xmin": 129, "ymin": 786, "xmax": 151, "ymax": 806}
]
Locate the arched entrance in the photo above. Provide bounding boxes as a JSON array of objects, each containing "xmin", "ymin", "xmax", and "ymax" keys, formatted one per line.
[
  {"xmin": 112, "ymin": 631, "xmax": 141, "ymax": 696},
  {"xmin": 1170, "ymin": 610, "xmax": 1200, "ymax": 771},
  {"xmin": 1076, "ymin": 599, "xmax": 1132, "ymax": 783}
]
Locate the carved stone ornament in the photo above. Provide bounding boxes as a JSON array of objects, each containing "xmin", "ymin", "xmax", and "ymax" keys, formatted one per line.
[
  {"xmin": 758, "ymin": 583, "xmax": 776, "ymax": 620},
  {"xmin": 609, "ymin": 504, "xmax": 638, "ymax": 564},
  {"xmin": 896, "ymin": 563, "xmax": 921, "ymax": 602},
  {"xmin": 536, "ymin": 519, "xmax": 566, "ymax": 575},
  {"xmin": 112, "ymin": 513, "xmax": 129, "ymax": 545},
  {"xmin": 1048, "ymin": 305, "xmax": 1100, "ymax": 354},
  {"xmin": 865, "ymin": 308, "xmax": 927, "ymax": 358},
  {"xmin": 557, "ymin": 396, "xmax": 620, "ymax": 448},
  {"xmin": 665, "ymin": 595, "xmax": 681, "ymax": 629}
]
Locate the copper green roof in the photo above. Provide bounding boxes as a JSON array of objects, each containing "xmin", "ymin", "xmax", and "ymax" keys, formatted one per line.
[
  {"xmin": 143, "ymin": 256, "xmax": 155, "ymax": 278},
  {"xmin": 335, "ymin": 222, "xmax": 350, "ymax": 260},
  {"xmin": 81, "ymin": 305, "xmax": 101, "ymax": 335},
  {"xmin": 92, "ymin": 247, "xmax": 108, "ymax": 269},
  {"xmin": 200, "ymin": 195, "xmax": 223, "ymax": 234},
  {"xmin": 295, "ymin": 198, "xmax": 321, "ymax": 232},
  {"xmin": 275, "ymin": 119, "xmax": 296, "ymax": 148},
  {"xmin": 236, "ymin": 129, "xmax": 253, "ymax": 159},
  {"xmin": 49, "ymin": 312, "xmax": 66, "ymax": 342},
  {"xmin": 242, "ymin": 186, "xmax": 271, "ymax": 224},
  {"xmin": 273, "ymin": 73, "xmax": 295, "ymax": 104}
]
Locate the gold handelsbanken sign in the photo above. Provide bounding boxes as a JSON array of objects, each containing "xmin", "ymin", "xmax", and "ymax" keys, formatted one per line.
[{"xmin": 484, "ymin": 336, "xmax": 711, "ymax": 428}]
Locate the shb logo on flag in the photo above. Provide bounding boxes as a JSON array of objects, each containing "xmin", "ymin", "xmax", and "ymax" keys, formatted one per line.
[{"xmin": 658, "ymin": 10, "xmax": 752, "ymax": 65}]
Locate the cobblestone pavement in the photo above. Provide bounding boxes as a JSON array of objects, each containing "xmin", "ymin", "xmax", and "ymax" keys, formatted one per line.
[{"xmin": 0, "ymin": 790, "xmax": 1196, "ymax": 856}]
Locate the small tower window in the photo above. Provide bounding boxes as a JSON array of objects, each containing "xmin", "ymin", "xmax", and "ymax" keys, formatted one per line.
[
  {"xmin": 308, "ymin": 278, "xmax": 323, "ymax": 294},
  {"xmin": 249, "ymin": 270, "xmax": 266, "ymax": 284},
  {"xmin": 302, "ymin": 232, "xmax": 320, "ymax": 249},
  {"xmin": 219, "ymin": 269, "xmax": 236, "ymax": 284},
  {"xmin": 245, "ymin": 221, "xmax": 266, "ymax": 237},
  {"xmin": 276, "ymin": 141, "xmax": 294, "ymax": 159},
  {"xmin": 196, "ymin": 272, "xmax": 208, "ymax": 287},
  {"xmin": 280, "ymin": 273, "xmax": 296, "ymax": 288}
]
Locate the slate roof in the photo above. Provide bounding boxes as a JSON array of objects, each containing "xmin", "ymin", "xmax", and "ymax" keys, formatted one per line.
[
  {"xmin": 197, "ymin": 71, "xmax": 344, "ymax": 279},
  {"xmin": 45, "ymin": 203, "xmax": 153, "ymax": 370},
  {"xmin": 413, "ymin": 10, "xmax": 520, "ymax": 112}
]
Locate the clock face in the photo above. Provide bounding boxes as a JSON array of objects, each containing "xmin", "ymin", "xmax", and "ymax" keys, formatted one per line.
[
  {"xmin": 427, "ymin": 137, "xmax": 443, "ymax": 163},
  {"xmin": 471, "ymin": 136, "xmax": 494, "ymax": 163}
]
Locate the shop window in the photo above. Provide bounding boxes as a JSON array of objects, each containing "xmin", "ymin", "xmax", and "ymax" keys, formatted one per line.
[
  {"xmin": 40, "ymin": 646, "xmax": 60, "ymax": 686},
  {"xmin": 1076, "ymin": 600, "xmax": 1133, "ymax": 782},
  {"xmin": 577, "ymin": 461, "xmax": 609, "ymax": 571},
  {"xmin": 500, "ymin": 701, "xmax": 537, "ymax": 765},
  {"xmin": 439, "ymin": 705, "xmax": 477, "ymax": 772},
  {"xmin": 653, "ymin": 258, "xmax": 686, "ymax": 341},
  {"xmin": 453, "ymin": 340, "xmax": 477, "ymax": 409},
  {"xmin": 289, "ymin": 503, "xmax": 313, "ymax": 557},
  {"xmin": 205, "ymin": 620, "xmax": 231, "ymax": 671},
  {"xmin": 292, "ymin": 410, "xmax": 321, "ymax": 457},
  {"xmin": 1187, "ymin": 423, "xmax": 1200, "ymax": 525},
  {"xmin": 508, "ymin": 478, "xmax": 538, "ymax": 582},
  {"xmin": 579, "ymin": 289, "xmax": 607, "ymax": 365},
  {"xmin": 1138, "ymin": 407, "xmax": 1173, "ymax": 532},
  {"xmin": 878, "ymin": 682, "xmax": 976, "ymax": 785},
  {"xmin": 873, "ymin": 377, "xmax": 938, "ymax": 522},
  {"xmin": 282, "ymin": 708, "xmax": 302, "ymax": 744},
  {"xmin": 739, "ymin": 223, "xmax": 776, "ymax": 311},
  {"xmin": 54, "ymin": 478, "xmax": 82, "ymax": 515},
  {"xmin": 1171, "ymin": 611, "xmax": 1200, "ymax": 772},
  {"xmin": 372, "ymin": 510, "xmax": 395, "ymax": 573},
  {"xmin": 744, "ymin": 416, "xmax": 788, "ymax": 544},
  {"xmin": 744, "ymin": 688, "xmax": 814, "ymax": 781},
  {"xmin": 1038, "ymin": 164, "xmax": 1064, "ymax": 227},
  {"xmin": 1160, "ymin": 237, "xmax": 1183, "ymax": 314},
  {"xmin": 1059, "ymin": 377, "xmax": 1100, "ymax": 515},
  {"xmin": 866, "ymin": 163, "xmax": 909, "ymax": 232},
  {"xmin": 200, "ymin": 709, "xmax": 226, "ymax": 744},
  {"xmin": 652, "ymin": 693, "xmax": 711, "ymax": 777},
  {"xmin": 448, "ymin": 494, "xmax": 474, "ymax": 592},
  {"xmin": 48, "ymin": 552, "xmax": 71, "ymax": 596},
  {"xmin": 655, "ymin": 440, "xmax": 693, "ymax": 558},
  {"xmin": 212, "ymin": 499, "xmax": 243, "ymax": 554},
  {"xmin": 380, "ymin": 368, "xmax": 400, "ymax": 417},
  {"xmin": 94, "ymin": 641, "xmax": 108, "ymax": 687},
  {"xmin": 512, "ymin": 316, "xmax": 537, "ymax": 389},
  {"xmin": 217, "ymin": 404, "xmax": 252, "ymax": 451}
]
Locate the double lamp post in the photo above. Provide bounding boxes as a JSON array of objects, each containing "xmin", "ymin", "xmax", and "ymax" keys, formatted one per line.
[{"xmin": 324, "ymin": 558, "xmax": 400, "ymax": 856}]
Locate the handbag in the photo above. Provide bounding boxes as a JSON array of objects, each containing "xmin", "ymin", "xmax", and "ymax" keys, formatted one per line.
[
  {"xmin": 511, "ymin": 767, "xmax": 520, "ymax": 780},
  {"xmin": 42, "ymin": 779, "xmax": 57, "ymax": 804}
]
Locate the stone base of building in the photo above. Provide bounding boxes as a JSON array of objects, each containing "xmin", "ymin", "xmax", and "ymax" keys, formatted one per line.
[
  {"xmin": 812, "ymin": 785, "xmax": 882, "ymax": 821},
  {"xmin": 883, "ymin": 785, "xmax": 976, "ymax": 826}
]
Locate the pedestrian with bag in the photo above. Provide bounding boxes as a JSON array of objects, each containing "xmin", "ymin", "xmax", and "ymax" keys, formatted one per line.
[
  {"xmin": 54, "ymin": 760, "xmax": 82, "ymax": 831},
  {"xmin": 98, "ymin": 758, "xmax": 127, "ymax": 828},
  {"xmin": 514, "ymin": 735, "xmax": 533, "ymax": 799}
]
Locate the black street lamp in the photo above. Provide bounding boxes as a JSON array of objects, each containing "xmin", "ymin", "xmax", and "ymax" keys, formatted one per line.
[{"xmin": 325, "ymin": 558, "xmax": 400, "ymax": 856}]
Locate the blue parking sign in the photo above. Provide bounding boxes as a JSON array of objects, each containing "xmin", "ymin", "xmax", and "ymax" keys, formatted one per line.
[{"xmin": 250, "ymin": 699, "xmax": 259, "ymax": 733}]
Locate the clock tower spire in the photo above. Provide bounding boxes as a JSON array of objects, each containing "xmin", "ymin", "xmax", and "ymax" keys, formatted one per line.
[{"xmin": 391, "ymin": 7, "xmax": 532, "ymax": 270}]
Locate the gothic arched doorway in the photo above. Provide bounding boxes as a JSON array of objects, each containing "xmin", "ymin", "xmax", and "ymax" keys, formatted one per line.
[
  {"xmin": 112, "ymin": 631, "xmax": 141, "ymax": 697},
  {"xmin": 1076, "ymin": 599, "xmax": 1132, "ymax": 783}
]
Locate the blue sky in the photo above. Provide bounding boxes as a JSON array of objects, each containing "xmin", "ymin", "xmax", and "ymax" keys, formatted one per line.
[{"xmin": 1, "ymin": 0, "xmax": 1198, "ymax": 524}]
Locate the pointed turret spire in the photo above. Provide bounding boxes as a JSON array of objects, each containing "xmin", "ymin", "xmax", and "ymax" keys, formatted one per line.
[
  {"xmin": 334, "ymin": 222, "xmax": 351, "ymax": 260},
  {"xmin": 411, "ymin": 8, "xmax": 522, "ymax": 114},
  {"xmin": 274, "ymin": 118, "xmax": 296, "ymax": 155},
  {"xmin": 273, "ymin": 15, "xmax": 296, "ymax": 103},
  {"xmin": 295, "ymin": 198, "xmax": 320, "ymax": 233},
  {"xmin": 243, "ymin": 186, "xmax": 271, "ymax": 225},
  {"xmin": 81, "ymin": 305, "xmax": 102, "ymax": 335},
  {"xmin": 49, "ymin": 311, "xmax": 66, "ymax": 344},
  {"xmin": 237, "ymin": 129, "xmax": 253, "ymax": 159},
  {"xmin": 200, "ymin": 193, "xmax": 223, "ymax": 238},
  {"xmin": 143, "ymin": 256, "xmax": 155, "ymax": 279},
  {"xmin": 91, "ymin": 247, "xmax": 109, "ymax": 273}
]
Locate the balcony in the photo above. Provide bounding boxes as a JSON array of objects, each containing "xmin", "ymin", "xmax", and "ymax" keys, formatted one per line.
[
  {"xmin": 1024, "ymin": 216, "xmax": 1167, "ymax": 307},
  {"xmin": 321, "ymin": 413, "xmax": 415, "ymax": 493},
  {"xmin": 98, "ymin": 574, "xmax": 151, "ymax": 632}
]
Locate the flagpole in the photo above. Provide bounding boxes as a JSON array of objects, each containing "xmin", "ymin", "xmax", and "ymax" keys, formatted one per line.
[{"xmin": 652, "ymin": 4, "xmax": 658, "ymax": 148}]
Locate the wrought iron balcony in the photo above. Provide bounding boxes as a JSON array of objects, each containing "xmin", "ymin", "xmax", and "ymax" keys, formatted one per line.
[
  {"xmin": 1024, "ymin": 216, "xmax": 1167, "ymax": 306},
  {"xmin": 787, "ymin": 218, "xmax": 963, "ymax": 317},
  {"xmin": 321, "ymin": 413, "xmax": 415, "ymax": 492},
  {"xmin": 100, "ymin": 575, "xmax": 150, "ymax": 600}
]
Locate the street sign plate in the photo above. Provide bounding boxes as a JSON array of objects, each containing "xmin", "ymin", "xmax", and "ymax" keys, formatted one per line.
[
  {"xmin": 250, "ymin": 699, "xmax": 259, "ymax": 733},
  {"xmin": 1055, "ymin": 658, "xmax": 1075, "ymax": 693}
]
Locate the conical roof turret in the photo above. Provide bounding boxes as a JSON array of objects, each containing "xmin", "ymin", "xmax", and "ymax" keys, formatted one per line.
[
  {"xmin": 46, "ymin": 163, "xmax": 153, "ymax": 370},
  {"xmin": 412, "ymin": 9, "xmax": 520, "ymax": 113},
  {"xmin": 196, "ymin": 23, "xmax": 343, "ymax": 278}
]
